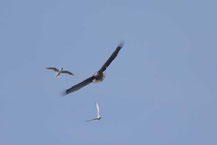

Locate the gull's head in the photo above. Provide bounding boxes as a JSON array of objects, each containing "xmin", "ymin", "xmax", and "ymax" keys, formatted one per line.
[{"xmin": 60, "ymin": 68, "xmax": 63, "ymax": 71}]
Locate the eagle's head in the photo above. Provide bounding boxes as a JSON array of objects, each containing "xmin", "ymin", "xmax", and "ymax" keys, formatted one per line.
[{"xmin": 94, "ymin": 72, "xmax": 106, "ymax": 83}]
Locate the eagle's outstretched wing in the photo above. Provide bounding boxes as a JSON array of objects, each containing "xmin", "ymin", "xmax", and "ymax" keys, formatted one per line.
[
  {"xmin": 46, "ymin": 67, "xmax": 59, "ymax": 72},
  {"xmin": 61, "ymin": 70, "xmax": 74, "ymax": 75},
  {"xmin": 99, "ymin": 42, "xmax": 124, "ymax": 73},
  {"xmin": 65, "ymin": 76, "xmax": 95, "ymax": 94}
]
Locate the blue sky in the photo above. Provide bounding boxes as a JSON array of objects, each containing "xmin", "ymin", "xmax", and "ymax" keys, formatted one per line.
[{"xmin": 1, "ymin": 0, "xmax": 217, "ymax": 145}]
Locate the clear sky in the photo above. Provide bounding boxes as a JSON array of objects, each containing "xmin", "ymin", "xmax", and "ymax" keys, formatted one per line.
[{"xmin": 1, "ymin": 0, "xmax": 217, "ymax": 145}]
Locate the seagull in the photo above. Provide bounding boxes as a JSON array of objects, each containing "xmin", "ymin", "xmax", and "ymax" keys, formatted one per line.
[
  {"xmin": 64, "ymin": 42, "xmax": 124, "ymax": 95},
  {"xmin": 85, "ymin": 103, "xmax": 101, "ymax": 122},
  {"xmin": 46, "ymin": 67, "xmax": 74, "ymax": 77}
]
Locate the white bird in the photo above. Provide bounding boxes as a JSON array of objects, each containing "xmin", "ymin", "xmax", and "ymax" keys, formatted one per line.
[
  {"xmin": 85, "ymin": 103, "xmax": 101, "ymax": 122},
  {"xmin": 46, "ymin": 67, "xmax": 74, "ymax": 77}
]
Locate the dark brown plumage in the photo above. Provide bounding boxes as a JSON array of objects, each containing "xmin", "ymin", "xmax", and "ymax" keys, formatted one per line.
[{"xmin": 64, "ymin": 42, "xmax": 124, "ymax": 95}]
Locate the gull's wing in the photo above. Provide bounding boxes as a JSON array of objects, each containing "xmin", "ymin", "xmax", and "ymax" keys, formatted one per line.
[
  {"xmin": 96, "ymin": 103, "xmax": 100, "ymax": 118},
  {"xmin": 98, "ymin": 42, "xmax": 124, "ymax": 73},
  {"xmin": 46, "ymin": 67, "xmax": 59, "ymax": 72},
  {"xmin": 65, "ymin": 76, "xmax": 95, "ymax": 94},
  {"xmin": 61, "ymin": 70, "xmax": 74, "ymax": 75},
  {"xmin": 85, "ymin": 118, "xmax": 98, "ymax": 122}
]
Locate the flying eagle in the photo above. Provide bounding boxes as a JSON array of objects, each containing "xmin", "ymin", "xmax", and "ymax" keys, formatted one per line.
[
  {"xmin": 64, "ymin": 42, "xmax": 124, "ymax": 95},
  {"xmin": 46, "ymin": 67, "xmax": 74, "ymax": 77},
  {"xmin": 85, "ymin": 103, "xmax": 101, "ymax": 122}
]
